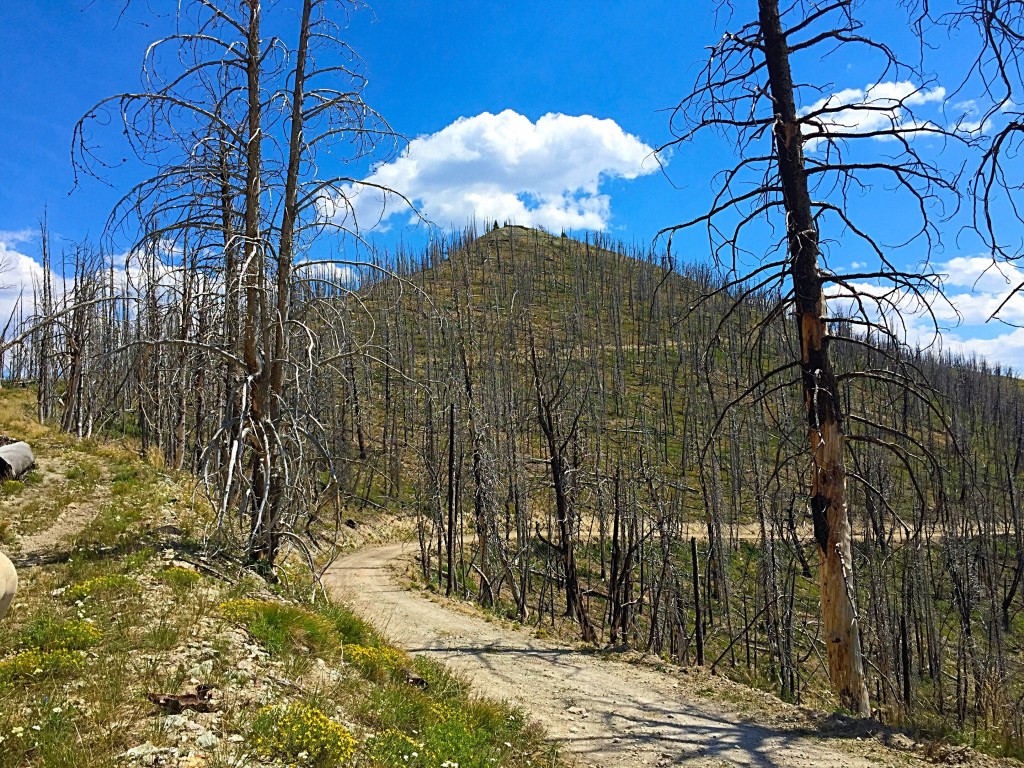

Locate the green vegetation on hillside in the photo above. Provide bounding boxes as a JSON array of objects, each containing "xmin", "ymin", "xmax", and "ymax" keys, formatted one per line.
[
  {"xmin": 0, "ymin": 388, "xmax": 558, "ymax": 768},
  {"xmin": 345, "ymin": 226, "xmax": 1024, "ymax": 757}
]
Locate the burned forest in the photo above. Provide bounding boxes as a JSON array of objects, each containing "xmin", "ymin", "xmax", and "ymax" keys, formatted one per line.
[
  {"xmin": 6, "ymin": 0, "xmax": 1024, "ymax": 763},
  {"xmin": 5, "ymin": 221, "xmax": 1024, "ymax": 751}
]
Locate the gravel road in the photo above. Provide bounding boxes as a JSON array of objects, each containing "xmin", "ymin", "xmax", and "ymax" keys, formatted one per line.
[{"xmin": 325, "ymin": 542, "xmax": 922, "ymax": 768}]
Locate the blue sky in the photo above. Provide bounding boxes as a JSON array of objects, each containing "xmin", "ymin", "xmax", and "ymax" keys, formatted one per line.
[
  {"xmin": 0, "ymin": 1, "xmax": 708, "ymax": 244},
  {"xmin": 2, "ymin": 1, "xmax": 1024, "ymax": 368}
]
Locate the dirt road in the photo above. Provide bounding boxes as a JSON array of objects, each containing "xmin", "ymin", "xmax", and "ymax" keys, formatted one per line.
[
  {"xmin": 2, "ymin": 456, "xmax": 106, "ymax": 560},
  {"xmin": 324, "ymin": 542, "xmax": 920, "ymax": 768}
]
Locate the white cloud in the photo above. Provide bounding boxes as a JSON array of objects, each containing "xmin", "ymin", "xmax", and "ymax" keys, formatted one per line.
[
  {"xmin": 829, "ymin": 255, "xmax": 1024, "ymax": 372},
  {"xmin": 0, "ymin": 229, "xmax": 36, "ymax": 247},
  {"xmin": 800, "ymin": 81, "xmax": 945, "ymax": 148},
  {"xmin": 954, "ymin": 117, "xmax": 993, "ymax": 134},
  {"xmin": 0, "ymin": 234, "xmax": 190, "ymax": 341},
  {"xmin": 295, "ymin": 260, "xmax": 358, "ymax": 288},
  {"xmin": 940, "ymin": 326, "xmax": 1024, "ymax": 371},
  {"xmin": 325, "ymin": 110, "xmax": 658, "ymax": 233},
  {"xmin": 948, "ymin": 99, "xmax": 993, "ymax": 134},
  {"xmin": 0, "ymin": 235, "xmax": 44, "ymax": 329}
]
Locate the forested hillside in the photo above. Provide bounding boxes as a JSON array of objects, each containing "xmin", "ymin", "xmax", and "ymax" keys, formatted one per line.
[
  {"xmin": 8, "ymin": 0, "xmax": 1024, "ymax": 762},
  {"xmin": 368, "ymin": 225, "xmax": 1024, "ymax": 751},
  {"xmin": 7, "ymin": 222, "xmax": 1024, "ymax": 754}
]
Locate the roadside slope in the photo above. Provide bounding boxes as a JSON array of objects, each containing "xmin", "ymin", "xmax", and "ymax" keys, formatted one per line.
[{"xmin": 326, "ymin": 543, "xmax": 949, "ymax": 768}]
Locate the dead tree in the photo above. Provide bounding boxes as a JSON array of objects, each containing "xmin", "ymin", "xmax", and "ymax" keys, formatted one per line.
[
  {"xmin": 658, "ymin": 0, "xmax": 962, "ymax": 714},
  {"xmin": 529, "ymin": 327, "xmax": 597, "ymax": 643},
  {"xmin": 72, "ymin": 0, "xmax": 400, "ymax": 571},
  {"xmin": 940, "ymin": 1, "xmax": 1024, "ymax": 317}
]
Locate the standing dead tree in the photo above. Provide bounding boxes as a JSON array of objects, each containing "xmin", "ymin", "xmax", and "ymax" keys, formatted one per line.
[
  {"xmin": 658, "ymin": 0, "xmax": 963, "ymax": 714},
  {"xmin": 529, "ymin": 325, "xmax": 598, "ymax": 642},
  {"xmin": 72, "ymin": 0, "xmax": 399, "ymax": 572}
]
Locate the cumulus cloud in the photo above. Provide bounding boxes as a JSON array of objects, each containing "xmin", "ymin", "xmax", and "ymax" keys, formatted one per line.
[
  {"xmin": 940, "ymin": 326, "xmax": 1024, "ymax": 370},
  {"xmin": 830, "ymin": 255, "xmax": 1024, "ymax": 372},
  {"xmin": 0, "ymin": 233, "xmax": 188, "ymax": 338},
  {"xmin": 0, "ymin": 233, "xmax": 44, "ymax": 328},
  {"xmin": 324, "ymin": 110, "xmax": 658, "ymax": 233},
  {"xmin": 800, "ymin": 81, "xmax": 946, "ymax": 148},
  {"xmin": 938, "ymin": 256, "xmax": 1024, "ymax": 325},
  {"xmin": 294, "ymin": 260, "xmax": 358, "ymax": 288},
  {"xmin": 949, "ymin": 99, "xmax": 993, "ymax": 134}
]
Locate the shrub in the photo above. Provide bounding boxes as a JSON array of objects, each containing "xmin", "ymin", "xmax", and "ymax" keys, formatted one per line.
[
  {"xmin": 362, "ymin": 705, "xmax": 509, "ymax": 768},
  {"xmin": 64, "ymin": 574, "xmax": 139, "ymax": 603},
  {"xmin": 420, "ymin": 713, "xmax": 503, "ymax": 768},
  {"xmin": 0, "ymin": 649, "xmax": 82, "ymax": 683},
  {"xmin": 251, "ymin": 703, "xmax": 356, "ymax": 767},
  {"xmin": 343, "ymin": 644, "xmax": 403, "ymax": 680},
  {"xmin": 20, "ymin": 616, "xmax": 102, "ymax": 651},
  {"xmin": 364, "ymin": 728, "xmax": 425, "ymax": 767},
  {"xmin": 359, "ymin": 666, "xmax": 535, "ymax": 768}
]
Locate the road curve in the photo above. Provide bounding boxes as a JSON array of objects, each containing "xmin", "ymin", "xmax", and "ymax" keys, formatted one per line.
[{"xmin": 323, "ymin": 542, "xmax": 910, "ymax": 768}]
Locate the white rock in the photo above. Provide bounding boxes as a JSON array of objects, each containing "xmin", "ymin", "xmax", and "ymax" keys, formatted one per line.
[
  {"xmin": 196, "ymin": 732, "xmax": 219, "ymax": 749},
  {"xmin": 187, "ymin": 660, "xmax": 214, "ymax": 677},
  {"xmin": 160, "ymin": 714, "xmax": 189, "ymax": 730},
  {"xmin": 122, "ymin": 742, "xmax": 161, "ymax": 758}
]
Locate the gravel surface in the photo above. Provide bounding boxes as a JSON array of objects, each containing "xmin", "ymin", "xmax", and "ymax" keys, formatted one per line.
[{"xmin": 325, "ymin": 542, "xmax": 931, "ymax": 768}]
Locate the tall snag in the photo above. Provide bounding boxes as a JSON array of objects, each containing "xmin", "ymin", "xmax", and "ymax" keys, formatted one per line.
[
  {"xmin": 660, "ymin": 0, "xmax": 962, "ymax": 713},
  {"xmin": 73, "ymin": 0, "xmax": 397, "ymax": 571},
  {"xmin": 758, "ymin": 0, "xmax": 868, "ymax": 715}
]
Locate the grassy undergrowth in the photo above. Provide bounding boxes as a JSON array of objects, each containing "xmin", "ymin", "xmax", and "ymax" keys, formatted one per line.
[{"xmin": 0, "ymin": 388, "xmax": 561, "ymax": 768}]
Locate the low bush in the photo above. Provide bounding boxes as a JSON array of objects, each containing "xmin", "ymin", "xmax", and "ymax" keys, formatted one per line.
[
  {"xmin": 251, "ymin": 702, "xmax": 357, "ymax": 767},
  {"xmin": 64, "ymin": 574, "xmax": 139, "ymax": 603},
  {"xmin": 363, "ymin": 697, "xmax": 514, "ymax": 768},
  {"xmin": 343, "ymin": 644, "xmax": 403, "ymax": 680},
  {"xmin": 19, "ymin": 615, "xmax": 102, "ymax": 651},
  {"xmin": 0, "ymin": 649, "xmax": 82, "ymax": 683}
]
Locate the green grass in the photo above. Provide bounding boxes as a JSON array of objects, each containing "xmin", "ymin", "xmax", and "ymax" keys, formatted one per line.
[
  {"xmin": 64, "ymin": 574, "xmax": 140, "ymax": 603},
  {"xmin": 65, "ymin": 460, "xmax": 101, "ymax": 486},
  {"xmin": 251, "ymin": 702, "xmax": 357, "ymax": 767},
  {"xmin": 0, "ymin": 387, "xmax": 564, "ymax": 768},
  {"xmin": 356, "ymin": 662, "xmax": 547, "ymax": 768},
  {"xmin": 318, "ymin": 601, "xmax": 384, "ymax": 646},
  {"xmin": 224, "ymin": 590, "xmax": 556, "ymax": 768},
  {"xmin": 19, "ymin": 614, "xmax": 103, "ymax": 652},
  {"xmin": 220, "ymin": 599, "xmax": 343, "ymax": 660},
  {"xmin": 157, "ymin": 565, "xmax": 202, "ymax": 592},
  {"xmin": 0, "ymin": 648, "xmax": 84, "ymax": 684},
  {"xmin": 1, "ymin": 479, "xmax": 25, "ymax": 496}
]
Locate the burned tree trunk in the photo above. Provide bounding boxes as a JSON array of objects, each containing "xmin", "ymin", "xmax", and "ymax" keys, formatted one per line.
[
  {"xmin": 529, "ymin": 333, "xmax": 597, "ymax": 643},
  {"xmin": 758, "ymin": 0, "xmax": 869, "ymax": 715}
]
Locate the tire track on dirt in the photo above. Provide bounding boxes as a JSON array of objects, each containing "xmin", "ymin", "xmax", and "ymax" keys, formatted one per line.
[{"xmin": 2, "ymin": 457, "xmax": 109, "ymax": 559}]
